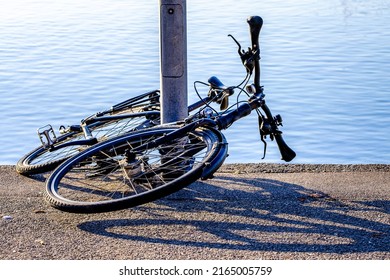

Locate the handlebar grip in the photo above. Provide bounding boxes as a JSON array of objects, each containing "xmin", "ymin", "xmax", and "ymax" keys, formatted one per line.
[
  {"xmin": 247, "ymin": 16, "xmax": 263, "ymax": 92},
  {"xmin": 247, "ymin": 16, "xmax": 263, "ymax": 49},
  {"xmin": 274, "ymin": 133, "xmax": 296, "ymax": 162}
]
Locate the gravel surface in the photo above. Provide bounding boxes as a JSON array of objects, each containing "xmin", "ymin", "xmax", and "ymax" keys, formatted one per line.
[
  {"xmin": 1, "ymin": 164, "xmax": 389, "ymax": 260},
  {"xmin": 218, "ymin": 163, "xmax": 390, "ymax": 173}
]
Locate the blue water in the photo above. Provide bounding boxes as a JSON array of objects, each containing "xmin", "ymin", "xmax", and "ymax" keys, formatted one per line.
[{"xmin": 1, "ymin": 0, "xmax": 389, "ymax": 164}]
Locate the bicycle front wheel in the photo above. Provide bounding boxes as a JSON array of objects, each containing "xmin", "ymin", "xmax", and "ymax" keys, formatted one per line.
[{"xmin": 45, "ymin": 126, "xmax": 226, "ymax": 213}]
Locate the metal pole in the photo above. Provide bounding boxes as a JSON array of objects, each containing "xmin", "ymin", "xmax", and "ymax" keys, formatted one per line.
[{"xmin": 159, "ymin": 0, "xmax": 188, "ymax": 124}]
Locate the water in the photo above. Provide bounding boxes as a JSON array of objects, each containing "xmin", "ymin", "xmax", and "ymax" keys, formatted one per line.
[{"xmin": 1, "ymin": 0, "xmax": 389, "ymax": 165}]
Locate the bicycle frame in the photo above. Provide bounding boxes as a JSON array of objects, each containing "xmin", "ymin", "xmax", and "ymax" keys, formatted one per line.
[{"xmin": 38, "ymin": 82, "xmax": 225, "ymax": 153}]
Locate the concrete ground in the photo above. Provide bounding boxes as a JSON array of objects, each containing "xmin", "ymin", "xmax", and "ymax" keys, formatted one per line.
[{"xmin": 0, "ymin": 164, "xmax": 389, "ymax": 260}]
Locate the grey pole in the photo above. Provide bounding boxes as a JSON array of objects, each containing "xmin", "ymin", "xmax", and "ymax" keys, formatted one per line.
[{"xmin": 159, "ymin": 0, "xmax": 188, "ymax": 124}]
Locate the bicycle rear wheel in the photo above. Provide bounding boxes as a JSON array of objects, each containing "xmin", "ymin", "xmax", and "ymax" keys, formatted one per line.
[{"xmin": 45, "ymin": 126, "xmax": 226, "ymax": 213}]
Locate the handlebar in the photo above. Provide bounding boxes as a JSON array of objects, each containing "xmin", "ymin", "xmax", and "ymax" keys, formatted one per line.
[
  {"xmin": 247, "ymin": 16, "xmax": 295, "ymax": 162},
  {"xmin": 209, "ymin": 16, "xmax": 296, "ymax": 162}
]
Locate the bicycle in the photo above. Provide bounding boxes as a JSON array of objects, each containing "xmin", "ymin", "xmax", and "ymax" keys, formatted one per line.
[{"xmin": 44, "ymin": 16, "xmax": 296, "ymax": 213}]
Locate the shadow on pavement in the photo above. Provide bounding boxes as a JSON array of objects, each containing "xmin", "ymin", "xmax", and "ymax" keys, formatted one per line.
[{"xmin": 78, "ymin": 176, "xmax": 390, "ymax": 254}]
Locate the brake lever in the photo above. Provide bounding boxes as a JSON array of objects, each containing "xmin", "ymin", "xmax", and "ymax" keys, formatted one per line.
[
  {"xmin": 260, "ymin": 131, "xmax": 267, "ymax": 160},
  {"xmin": 258, "ymin": 115, "xmax": 269, "ymax": 159},
  {"xmin": 228, "ymin": 34, "xmax": 257, "ymax": 75},
  {"xmin": 228, "ymin": 34, "xmax": 243, "ymax": 54}
]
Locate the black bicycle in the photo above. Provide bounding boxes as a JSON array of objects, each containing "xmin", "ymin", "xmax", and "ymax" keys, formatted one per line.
[{"xmin": 45, "ymin": 16, "xmax": 296, "ymax": 213}]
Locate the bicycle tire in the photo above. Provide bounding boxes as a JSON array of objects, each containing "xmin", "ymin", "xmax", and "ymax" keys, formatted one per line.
[
  {"xmin": 16, "ymin": 107, "xmax": 160, "ymax": 176},
  {"xmin": 16, "ymin": 130, "xmax": 81, "ymax": 175},
  {"xmin": 45, "ymin": 126, "xmax": 227, "ymax": 213}
]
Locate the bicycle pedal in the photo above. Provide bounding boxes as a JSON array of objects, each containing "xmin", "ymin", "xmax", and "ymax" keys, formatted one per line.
[{"xmin": 37, "ymin": 124, "xmax": 57, "ymax": 149}]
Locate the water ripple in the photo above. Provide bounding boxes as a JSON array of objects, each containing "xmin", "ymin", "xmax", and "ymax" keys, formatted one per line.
[{"xmin": 0, "ymin": 0, "xmax": 389, "ymax": 164}]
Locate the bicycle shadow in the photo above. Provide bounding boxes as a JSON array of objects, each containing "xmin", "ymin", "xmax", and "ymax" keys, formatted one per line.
[{"xmin": 77, "ymin": 175, "xmax": 390, "ymax": 254}]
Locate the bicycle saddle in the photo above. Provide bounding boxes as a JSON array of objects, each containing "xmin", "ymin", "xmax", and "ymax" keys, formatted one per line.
[{"xmin": 208, "ymin": 76, "xmax": 234, "ymax": 110}]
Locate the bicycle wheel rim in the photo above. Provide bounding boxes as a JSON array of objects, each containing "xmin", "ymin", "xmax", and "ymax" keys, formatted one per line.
[{"xmin": 45, "ymin": 127, "xmax": 223, "ymax": 213}]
